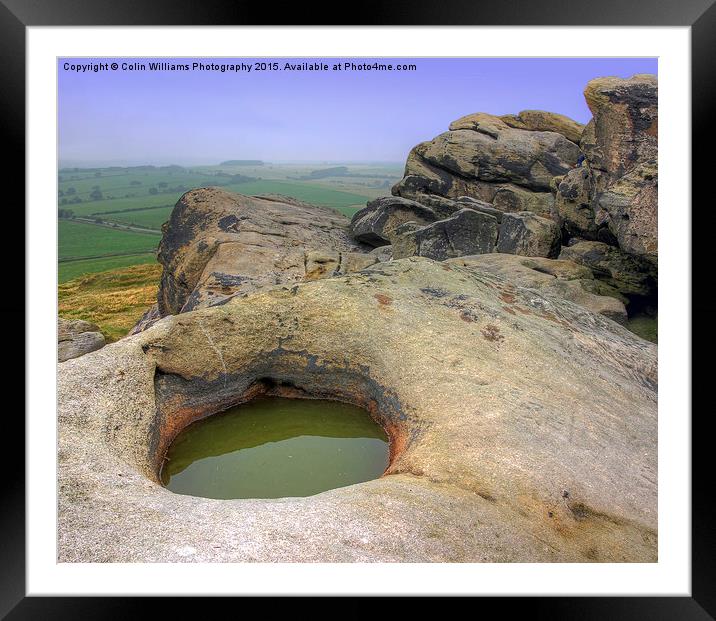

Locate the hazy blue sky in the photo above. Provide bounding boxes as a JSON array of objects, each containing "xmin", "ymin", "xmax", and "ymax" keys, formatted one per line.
[{"xmin": 58, "ymin": 57, "xmax": 657, "ymax": 166}]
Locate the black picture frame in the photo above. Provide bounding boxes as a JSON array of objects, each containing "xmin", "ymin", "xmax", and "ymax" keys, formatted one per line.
[{"xmin": 4, "ymin": 0, "xmax": 710, "ymax": 617}]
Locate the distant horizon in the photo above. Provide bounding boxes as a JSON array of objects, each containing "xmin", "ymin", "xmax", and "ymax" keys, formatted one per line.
[
  {"xmin": 59, "ymin": 57, "xmax": 657, "ymax": 164},
  {"xmin": 58, "ymin": 159, "xmax": 407, "ymax": 169}
]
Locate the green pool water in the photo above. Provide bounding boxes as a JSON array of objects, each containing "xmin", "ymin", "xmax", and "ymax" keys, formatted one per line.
[{"xmin": 160, "ymin": 396, "xmax": 390, "ymax": 499}]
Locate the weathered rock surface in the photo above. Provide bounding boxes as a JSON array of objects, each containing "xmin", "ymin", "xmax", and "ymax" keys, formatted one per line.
[
  {"xmin": 455, "ymin": 196, "xmax": 505, "ymax": 221},
  {"xmin": 368, "ymin": 244, "xmax": 393, "ymax": 262},
  {"xmin": 496, "ymin": 211, "xmax": 561, "ymax": 259},
  {"xmin": 594, "ymin": 161, "xmax": 658, "ymax": 258},
  {"xmin": 385, "ymin": 74, "xmax": 657, "ymax": 305},
  {"xmin": 349, "ymin": 196, "xmax": 440, "ymax": 246},
  {"xmin": 58, "ymin": 258, "xmax": 656, "ymax": 562},
  {"xmin": 303, "ymin": 250, "xmax": 381, "ymax": 281},
  {"xmin": 559, "ymin": 240, "xmax": 657, "ymax": 298},
  {"xmin": 557, "ymin": 75, "xmax": 658, "ymax": 259},
  {"xmin": 582, "ymin": 75, "xmax": 658, "ymax": 186},
  {"xmin": 155, "ymin": 188, "xmax": 368, "ymax": 316},
  {"xmin": 500, "ymin": 110, "xmax": 585, "ymax": 144},
  {"xmin": 58, "ymin": 318, "xmax": 105, "ymax": 362},
  {"xmin": 446, "ymin": 253, "xmax": 627, "ymax": 323},
  {"xmin": 392, "ymin": 208, "xmax": 498, "ymax": 260},
  {"xmin": 553, "ymin": 166, "xmax": 598, "ymax": 240},
  {"xmin": 379, "ymin": 108, "xmax": 588, "ymax": 266},
  {"xmin": 392, "ymin": 111, "xmax": 580, "ymax": 217},
  {"xmin": 128, "ymin": 304, "xmax": 162, "ymax": 336}
]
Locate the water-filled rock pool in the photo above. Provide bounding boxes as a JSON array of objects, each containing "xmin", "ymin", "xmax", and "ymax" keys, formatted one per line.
[{"xmin": 160, "ymin": 396, "xmax": 389, "ymax": 499}]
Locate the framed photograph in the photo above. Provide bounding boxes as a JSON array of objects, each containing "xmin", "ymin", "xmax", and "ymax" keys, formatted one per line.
[{"xmin": 5, "ymin": 0, "xmax": 710, "ymax": 615}]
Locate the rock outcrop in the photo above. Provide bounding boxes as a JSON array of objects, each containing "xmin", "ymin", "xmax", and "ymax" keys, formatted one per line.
[
  {"xmin": 59, "ymin": 257, "xmax": 656, "ymax": 563},
  {"xmin": 392, "ymin": 208, "xmax": 498, "ymax": 260},
  {"xmin": 495, "ymin": 211, "xmax": 561, "ymax": 259},
  {"xmin": 352, "ymin": 74, "xmax": 657, "ymax": 322},
  {"xmin": 500, "ymin": 110, "xmax": 585, "ymax": 144},
  {"xmin": 447, "ymin": 253, "xmax": 627, "ymax": 323},
  {"xmin": 58, "ymin": 318, "xmax": 105, "ymax": 362},
  {"xmin": 350, "ymin": 196, "xmax": 441, "ymax": 246},
  {"xmin": 559, "ymin": 240, "xmax": 657, "ymax": 299},
  {"xmin": 154, "ymin": 188, "xmax": 369, "ymax": 318},
  {"xmin": 392, "ymin": 111, "xmax": 580, "ymax": 217},
  {"xmin": 555, "ymin": 74, "xmax": 658, "ymax": 260},
  {"xmin": 364, "ymin": 109, "xmax": 584, "ymax": 265}
]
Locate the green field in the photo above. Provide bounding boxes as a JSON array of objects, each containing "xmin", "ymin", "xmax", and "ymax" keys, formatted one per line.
[
  {"xmin": 58, "ymin": 220, "xmax": 160, "ymax": 282},
  {"xmin": 99, "ymin": 207, "xmax": 175, "ymax": 230},
  {"xmin": 88, "ymin": 181, "xmax": 370, "ymax": 230},
  {"xmin": 225, "ymin": 180, "xmax": 369, "ymax": 217},
  {"xmin": 62, "ymin": 193, "xmax": 178, "ymax": 219},
  {"xmin": 59, "ymin": 252, "xmax": 158, "ymax": 283},
  {"xmin": 59, "ymin": 169, "xmax": 217, "ymax": 201},
  {"xmin": 59, "ymin": 220, "xmax": 160, "ymax": 259},
  {"xmin": 58, "ymin": 162, "xmax": 399, "ymax": 283}
]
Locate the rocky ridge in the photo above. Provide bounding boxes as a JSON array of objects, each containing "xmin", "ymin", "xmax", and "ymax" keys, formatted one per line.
[{"xmin": 351, "ymin": 74, "xmax": 658, "ymax": 320}]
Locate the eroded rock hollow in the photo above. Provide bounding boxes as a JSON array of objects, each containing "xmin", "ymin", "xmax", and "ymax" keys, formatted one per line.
[{"xmin": 59, "ymin": 251, "xmax": 656, "ymax": 562}]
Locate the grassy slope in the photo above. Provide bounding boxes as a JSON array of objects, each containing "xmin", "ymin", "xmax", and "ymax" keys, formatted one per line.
[
  {"xmin": 58, "ymin": 263, "xmax": 162, "ymax": 341},
  {"xmin": 59, "ymin": 252, "xmax": 158, "ymax": 283}
]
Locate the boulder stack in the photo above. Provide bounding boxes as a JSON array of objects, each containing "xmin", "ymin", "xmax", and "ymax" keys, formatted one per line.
[
  {"xmin": 350, "ymin": 73, "xmax": 658, "ymax": 320},
  {"xmin": 392, "ymin": 111, "xmax": 580, "ymax": 217},
  {"xmin": 555, "ymin": 74, "xmax": 658, "ymax": 260}
]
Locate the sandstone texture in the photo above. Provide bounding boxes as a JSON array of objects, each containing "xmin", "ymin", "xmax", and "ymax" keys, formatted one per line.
[
  {"xmin": 447, "ymin": 253, "xmax": 627, "ymax": 323},
  {"xmin": 392, "ymin": 111, "xmax": 580, "ymax": 217},
  {"xmin": 559, "ymin": 240, "xmax": 657, "ymax": 299},
  {"xmin": 392, "ymin": 208, "xmax": 498, "ymax": 261},
  {"xmin": 59, "ymin": 258, "xmax": 656, "ymax": 563},
  {"xmin": 303, "ymin": 249, "xmax": 383, "ymax": 281},
  {"xmin": 557, "ymin": 74, "xmax": 658, "ymax": 259},
  {"xmin": 156, "ymin": 188, "xmax": 369, "ymax": 317},
  {"xmin": 495, "ymin": 212, "xmax": 561, "ymax": 259},
  {"xmin": 58, "ymin": 318, "xmax": 105, "ymax": 362},
  {"xmin": 595, "ymin": 161, "xmax": 658, "ymax": 258},
  {"xmin": 553, "ymin": 167, "xmax": 597, "ymax": 240},
  {"xmin": 350, "ymin": 196, "xmax": 440, "ymax": 246},
  {"xmin": 500, "ymin": 110, "xmax": 585, "ymax": 144}
]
